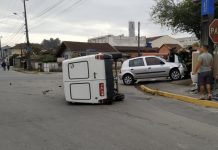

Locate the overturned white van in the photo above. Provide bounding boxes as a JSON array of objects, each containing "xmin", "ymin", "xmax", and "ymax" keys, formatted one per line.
[{"xmin": 63, "ymin": 53, "xmax": 124, "ymax": 104}]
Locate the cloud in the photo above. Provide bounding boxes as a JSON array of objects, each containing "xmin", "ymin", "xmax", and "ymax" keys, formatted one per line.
[{"xmin": 0, "ymin": 0, "xmax": 190, "ymax": 46}]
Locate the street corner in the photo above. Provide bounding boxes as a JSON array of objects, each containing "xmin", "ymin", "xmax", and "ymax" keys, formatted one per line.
[{"xmin": 139, "ymin": 84, "xmax": 218, "ymax": 109}]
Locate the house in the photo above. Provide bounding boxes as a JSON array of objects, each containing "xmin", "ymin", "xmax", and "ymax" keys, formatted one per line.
[
  {"xmin": 11, "ymin": 43, "xmax": 42, "ymax": 68},
  {"xmin": 115, "ymin": 46, "xmax": 159, "ymax": 58},
  {"xmin": 1, "ymin": 45, "xmax": 11, "ymax": 59},
  {"xmin": 56, "ymin": 41, "xmax": 120, "ymax": 59},
  {"xmin": 177, "ymin": 36, "xmax": 199, "ymax": 47},
  {"xmin": 146, "ymin": 35, "xmax": 182, "ymax": 48},
  {"xmin": 11, "ymin": 43, "xmax": 42, "ymax": 56},
  {"xmin": 159, "ymin": 44, "xmax": 182, "ymax": 58}
]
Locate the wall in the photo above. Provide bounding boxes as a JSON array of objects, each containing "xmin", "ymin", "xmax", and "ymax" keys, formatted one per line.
[
  {"xmin": 213, "ymin": 48, "xmax": 218, "ymax": 78},
  {"xmin": 32, "ymin": 62, "xmax": 62, "ymax": 72},
  {"xmin": 159, "ymin": 45, "xmax": 170, "ymax": 54},
  {"xmin": 11, "ymin": 49, "xmax": 23, "ymax": 55},
  {"xmin": 62, "ymin": 48, "xmax": 72, "ymax": 59},
  {"xmin": 152, "ymin": 36, "xmax": 182, "ymax": 48}
]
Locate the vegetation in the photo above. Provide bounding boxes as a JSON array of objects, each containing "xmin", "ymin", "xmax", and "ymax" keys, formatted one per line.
[
  {"xmin": 151, "ymin": 0, "xmax": 218, "ymax": 39},
  {"xmin": 41, "ymin": 38, "xmax": 61, "ymax": 49}
]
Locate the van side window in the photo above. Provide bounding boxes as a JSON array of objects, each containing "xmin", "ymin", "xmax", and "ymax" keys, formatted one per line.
[
  {"xmin": 146, "ymin": 57, "xmax": 164, "ymax": 66},
  {"xmin": 129, "ymin": 58, "xmax": 145, "ymax": 67}
]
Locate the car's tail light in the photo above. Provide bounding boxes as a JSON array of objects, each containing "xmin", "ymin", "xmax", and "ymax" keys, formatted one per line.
[
  {"xmin": 99, "ymin": 83, "xmax": 105, "ymax": 96},
  {"xmin": 95, "ymin": 53, "xmax": 104, "ymax": 60}
]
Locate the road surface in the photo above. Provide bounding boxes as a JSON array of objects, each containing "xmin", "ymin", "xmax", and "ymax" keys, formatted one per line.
[{"xmin": 0, "ymin": 69, "xmax": 218, "ymax": 150}]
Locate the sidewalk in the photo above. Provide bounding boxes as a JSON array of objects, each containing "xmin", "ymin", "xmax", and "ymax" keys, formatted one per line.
[
  {"xmin": 139, "ymin": 79, "xmax": 218, "ymax": 109},
  {"xmin": 142, "ymin": 79, "xmax": 199, "ymax": 98}
]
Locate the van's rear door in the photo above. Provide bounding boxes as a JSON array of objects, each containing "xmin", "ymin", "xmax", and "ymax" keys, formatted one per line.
[{"xmin": 63, "ymin": 55, "xmax": 107, "ymax": 103}]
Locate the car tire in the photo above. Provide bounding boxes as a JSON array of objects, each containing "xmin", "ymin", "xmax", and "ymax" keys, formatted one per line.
[
  {"xmin": 170, "ymin": 69, "xmax": 181, "ymax": 80},
  {"xmin": 123, "ymin": 74, "xmax": 135, "ymax": 85}
]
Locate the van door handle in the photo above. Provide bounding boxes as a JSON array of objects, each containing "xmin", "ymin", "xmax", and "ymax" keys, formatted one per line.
[
  {"xmin": 94, "ymin": 72, "xmax": 97, "ymax": 79},
  {"xmin": 131, "ymin": 69, "xmax": 134, "ymax": 71},
  {"xmin": 148, "ymin": 67, "xmax": 151, "ymax": 70}
]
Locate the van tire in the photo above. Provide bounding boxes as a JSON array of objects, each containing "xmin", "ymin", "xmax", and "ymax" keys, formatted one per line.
[
  {"xmin": 123, "ymin": 74, "xmax": 135, "ymax": 85},
  {"xmin": 170, "ymin": 69, "xmax": 181, "ymax": 80},
  {"xmin": 114, "ymin": 93, "xmax": 125, "ymax": 101}
]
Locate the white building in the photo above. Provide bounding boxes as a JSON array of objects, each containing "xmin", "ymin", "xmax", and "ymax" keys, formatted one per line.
[
  {"xmin": 177, "ymin": 36, "xmax": 199, "ymax": 47},
  {"xmin": 88, "ymin": 34, "xmax": 147, "ymax": 47},
  {"xmin": 146, "ymin": 35, "xmax": 182, "ymax": 48}
]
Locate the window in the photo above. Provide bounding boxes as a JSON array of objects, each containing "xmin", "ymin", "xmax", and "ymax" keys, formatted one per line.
[
  {"xmin": 146, "ymin": 57, "xmax": 164, "ymax": 66},
  {"xmin": 129, "ymin": 58, "xmax": 144, "ymax": 67}
]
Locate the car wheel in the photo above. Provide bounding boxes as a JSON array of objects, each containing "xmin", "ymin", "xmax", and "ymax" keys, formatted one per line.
[
  {"xmin": 170, "ymin": 69, "xmax": 181, "ymax": 80},
  {"xmin": 123, "ymin": 74, "xmax": 135, "ymax": 85}
]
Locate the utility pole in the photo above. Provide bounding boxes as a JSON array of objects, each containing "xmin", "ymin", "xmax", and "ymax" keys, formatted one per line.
[
  {"xmin": 23, "ymin": 0, "xmax": 31, "ymax": 70},
  {"xmin": 138, "ymin": 22, "xmax": 141, "ymax": 57},
  {"xmin": 0, "ymin": 36, "xmax": 2, "ymax": 60}
]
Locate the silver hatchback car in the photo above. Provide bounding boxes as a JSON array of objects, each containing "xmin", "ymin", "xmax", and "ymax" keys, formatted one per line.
[{"xmin": 120, "ymin": 56, "xmax": 185, "ymax": 85}]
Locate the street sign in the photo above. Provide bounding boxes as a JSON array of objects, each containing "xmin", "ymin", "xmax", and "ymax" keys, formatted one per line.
[
  {"xmin": 26, "ymin": 47, "xmax": 32, "ymax": 51},
  {"xmin": 201, "ymin": 0, "xmax": 215, "ymax": 16},
  {"xmin": 209, "ymin": 19, "xmax": 218, "ymax": 43}
]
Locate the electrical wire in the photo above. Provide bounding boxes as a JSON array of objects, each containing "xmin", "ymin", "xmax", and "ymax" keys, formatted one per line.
[
  {"xmin": 4, "ymin": 24, "xmax": 25, "ymax": 45},
  {"xmin": 32, "ymin": 0, "xmax": 68, "ymax": 19},
  {"xmin": 29, "ymin": 0, "xmax": 84, "ymax": 31}
]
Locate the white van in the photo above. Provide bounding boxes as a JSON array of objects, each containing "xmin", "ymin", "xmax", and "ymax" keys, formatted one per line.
[{"xmin": 63, "ymin": 53, "xmax": 124, "ymax": 104}]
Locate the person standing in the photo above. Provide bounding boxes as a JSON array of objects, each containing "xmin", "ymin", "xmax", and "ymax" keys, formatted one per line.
[
  {"xmin": 6, "ymin": 61, "xmax": 10, "ymax": 71},
  {"xmin": 1, "ymin": 61, "xmax": 6, "ymax": 71},
  {"xmin": 192, "ymin": 45, "xmax": 213, "ymax": 100}
]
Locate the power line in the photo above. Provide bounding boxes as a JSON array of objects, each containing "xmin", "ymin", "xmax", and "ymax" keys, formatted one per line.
[
  {"xmin": 33, "ymin": 0, "xmax": 68, "ymax": 19},
  {"xmin": 57, "ymin": 0, "xmax": 83, "ymax": 14},
  {"xmin": 4, "ymin": 24, "xmax": 25, "ymax": 45},
  {"xmin": 29, "ymin": 0, "xmax": 84, "ymax": 30}
]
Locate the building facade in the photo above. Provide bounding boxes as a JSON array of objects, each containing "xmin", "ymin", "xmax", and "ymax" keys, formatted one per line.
[
  {"xmin": 88, "ymin": 34, "xmax": 147, "ymax": 47},
  {"xmin": 146, "ymin": 35, "xmax": 182, "ymax": 48},
  {"xmin": 177, "ymin": 36, "xmax": 199, "ymax": 47}
]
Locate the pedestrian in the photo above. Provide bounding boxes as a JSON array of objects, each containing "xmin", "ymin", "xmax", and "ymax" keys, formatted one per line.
[
  {"xmin": 192, "ymin": 45, "xmax": 213, "ymax": 100},
  {"xmin": 1, "ymin": 61, "xmax": 6, "ymax": 71},
  {"xmin": 6, "ymin": 61, "xmax": 10, "ymax": 71}
]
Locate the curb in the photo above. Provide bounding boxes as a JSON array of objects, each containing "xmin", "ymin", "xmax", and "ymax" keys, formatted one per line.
[
  {"xmin": 140, "ymin": 85, "xmax": 218, "ymax": 109},
  {"xmin": 13, "ymin": 68, "xmax": 53, "ymax": 75}
]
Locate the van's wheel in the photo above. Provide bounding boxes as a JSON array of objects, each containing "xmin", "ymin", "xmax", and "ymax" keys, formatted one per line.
[
  {"xmin": 114, "ymin": 93, "xmax": 125, "ymax": 101},
  {"xmin": 170, "ymin": 69, "xmax": 181, "ymax": 80},
  {"xmin": 123, "ymin": 74, "xmax": 135, "ymax": 85}
]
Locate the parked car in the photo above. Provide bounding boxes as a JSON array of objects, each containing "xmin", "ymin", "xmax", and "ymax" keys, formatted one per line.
[{"xmin": 119, "ymin": 56, "xmax": 186, "ymax": 85}]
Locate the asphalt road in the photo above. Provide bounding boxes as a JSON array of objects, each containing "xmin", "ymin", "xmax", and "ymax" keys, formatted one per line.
[{"xmin": 0, "ymin": 69, "xmax": 218, "ymax": 150}]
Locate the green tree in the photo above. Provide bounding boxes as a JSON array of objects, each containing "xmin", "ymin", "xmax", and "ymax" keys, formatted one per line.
[
  {"xmin": 41, "ymin": 38, "xmax": 61, "ymax": 49},
  {"xmin": 151, "ymin": 0, "xmax": 218, "ymax": 39}
]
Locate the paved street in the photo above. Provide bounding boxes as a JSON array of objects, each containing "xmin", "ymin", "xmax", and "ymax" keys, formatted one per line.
[{"xmin": 0, "ymin": 69, "xmax": 218, "ymax": 150}]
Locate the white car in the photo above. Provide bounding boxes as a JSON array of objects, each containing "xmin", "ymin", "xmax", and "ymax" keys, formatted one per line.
[{"xmin": 120, "ymin": 56, "xmax": 185, "ymax": 85}]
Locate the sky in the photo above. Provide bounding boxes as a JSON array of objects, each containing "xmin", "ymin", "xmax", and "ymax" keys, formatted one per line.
[{"xmin": 0, "ymin": 0, "xmax": 191, "ymax": 46}]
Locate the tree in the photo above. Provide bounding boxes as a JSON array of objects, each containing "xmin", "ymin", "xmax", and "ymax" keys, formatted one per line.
[
  {"xmin": 41, "ymin": 38, "xmax": 61, "ymax": 49},
  {"xmin": 151, "ymin": 0, "xmax": 218, "ymax": 39}
]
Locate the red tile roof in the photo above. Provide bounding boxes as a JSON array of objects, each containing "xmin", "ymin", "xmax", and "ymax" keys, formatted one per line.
[
  {"xmin": 115, "ymin": 46, "xmax": 159, "ymax": 53},
  {"xmin": 57, "ymin": 41, "xmax": 118, "ymax": 56}
]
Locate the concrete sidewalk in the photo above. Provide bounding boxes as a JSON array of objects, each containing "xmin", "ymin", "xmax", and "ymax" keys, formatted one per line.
[
  {"xmin": 139, "ymin": 79, "xmax": 218, "ymax": 109},
  {"xmin": 141, "ymin": 79, "xmax": 199, "ymax": 98}
]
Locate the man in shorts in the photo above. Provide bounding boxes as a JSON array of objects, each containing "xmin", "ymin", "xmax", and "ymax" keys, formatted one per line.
[{"xmin": 193, "ymin": 45, "xmax": 213, "ymax": 100}]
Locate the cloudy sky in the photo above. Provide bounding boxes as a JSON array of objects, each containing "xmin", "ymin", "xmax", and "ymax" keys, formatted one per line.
[{"xmin": 0, "ymin": 0, "xmax": 190, "ymax": 46}]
